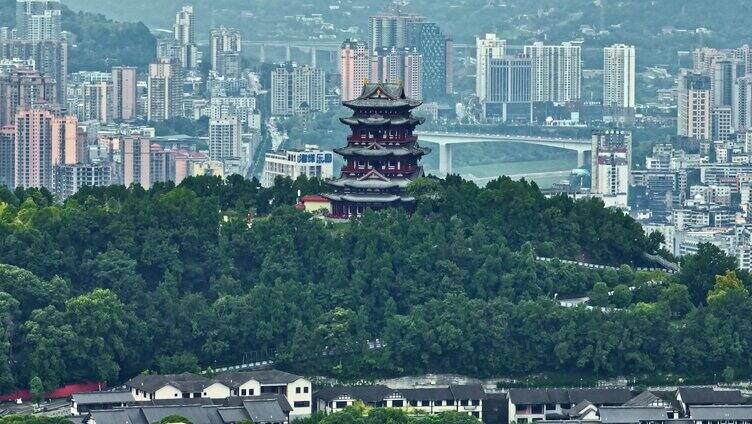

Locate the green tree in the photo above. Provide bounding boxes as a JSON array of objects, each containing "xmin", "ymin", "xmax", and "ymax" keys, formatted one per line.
[
  {"xmin": 610, "ymin": 284, "xmax": 632, "ymax": 308},
  {"xmin": 157, "ymin": 353, "xmax": 201, "ymax": 374},
  {"xmin": 589, "ymin": 282, "xmax": 609, "ymax": 307},
  {"xmin": 679, "ymin": 243, "xmax": 738, "ymax": 305},
  {"xmin": 30, "ymin": 376, "xmax": 44, "ymax": 405}
]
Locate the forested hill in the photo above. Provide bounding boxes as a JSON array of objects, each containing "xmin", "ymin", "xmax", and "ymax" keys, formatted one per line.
[
  {"xmin": 0, "ymin": 0, "xmax": 155, "ymax": 71},
  {"xmin": 64, "ymin": 0, "xmax": 752, "ymax": 67},
  {"xmin": 0, "ymin": 175, "xmax": 749, "ymax": 392}
]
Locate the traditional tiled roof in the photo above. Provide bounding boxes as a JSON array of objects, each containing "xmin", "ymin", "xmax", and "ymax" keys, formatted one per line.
[
  {"xmin": 690, "ymin": 405, "xmax": 752, "ymax": 420},
  {"xmin": 677, "ymin": 387, "xmax": 744, "ymax": 405},
  {"xmin": 213, "ymin": 370, "xmax": 301, "ymax": 389},
  {"xmin": 509, "ymin": 388, "xmax": 632, "ymax": 406},
  {"xmin": 323, "ymin": 193, "xmax": 415, "ymax": 203},
  {"xmin": 334, "ymin": 145, "xmax": 431, "ymax": 158},
  {"xmin": 72, "ymin": 391, "xmax": 135, "ymax": 405},
  {"xmin": 125, "ymin": 373, "xmax": 212, "ymax": 393},
  {"xmin": 339, "ymin": 116, "xmax": 424, "ymax": 126},
  {"xmin": 315, "ymin": 385, "xmax": 393, "ymax": 403},
  {"xmin": 343, "ymin": 82, "xmax": 422, "ymax": 109},
  {"xmin": 599, "ymin": 406, "xmax": 669, "ymax": 424}
]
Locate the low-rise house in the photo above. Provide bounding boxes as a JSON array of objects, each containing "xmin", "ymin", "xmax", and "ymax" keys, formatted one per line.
[
  {"xmin": 314, "ymin": 384, "xmax": 486, "ymax": 419},
  {"xmin": 124, "ymin": 370, "xmax": 312, "ymax": 418},
  {"xmin": 508, "ymin": 388, "xmax": 633, "ymax": 423},
  {"xmin": 675, "ymin": 388, "xmax": 744, "ymax": 417},
  {"xmin": 214, "ymin": 370, "xmax": 312, "ymax": 417}
]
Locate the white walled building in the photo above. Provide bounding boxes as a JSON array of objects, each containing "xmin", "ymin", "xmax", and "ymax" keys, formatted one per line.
[
  {"xmin": 591, "ymin": 130, "xmax": 632, "ymax": 208},
  {"xmin": 524, "ymin": 41, "xmax": 581, "ymax": 103},
  {"xmin": 476, "ymin": 34, "xmax": 506, "ymax": 102},
  {"xmin": 340, "ymin": 39, "xmax": 370, "ymax": 102},
  {"xmin": 315, "ymin": 384, "xmax": 485, "ymax": 420},
  {"xmin": 261, "ymin": 145, "xmax": 334, "ymax": 188},
  {"xmin": 271, "ymin": 63, "xmax": 326, "ymax": 116},
  {"xmin": 126, "ymin": 370, "xmax": 312, "ymax": 418},
  {"xmin": 603, "ymin": 44, "xmax": 636, "ymax": 123}
]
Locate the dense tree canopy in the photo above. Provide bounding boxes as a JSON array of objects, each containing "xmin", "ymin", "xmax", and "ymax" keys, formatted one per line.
[{"xmin": 0, "ymin": 175, "xmax": 748, "ymax": 391}]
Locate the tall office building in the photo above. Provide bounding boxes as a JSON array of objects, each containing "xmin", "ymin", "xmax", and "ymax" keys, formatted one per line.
[
  {"xmin": 476, "ymin": 34, "xmax": 506, "ymax": 102},
  {"xmin": 524, "ymin": 41, "xmax": 582, "ymax": 103},
  {"xmin": 270, "ymin": 63, "xmax": 326, "ymax": 116},
  {"xmin": 112, "ymin": 67, "xmax": 137, "ymax": 121},
  {"xmin": 603, "ymin": 44, "xmax": 636, "ymax": 123},
  {"xmin": 406, "ymin": 21, "xmax": 452, "ymax": 99},
  {"xmin": 678, "ymin": 71, "xmax": 711, "ymax": 140},
  {"xmin": 208, "ymin": 117, "xmax": 241, "ymax": 161},
  {"xmin": 16, "ymin": 0, "xmax": 62, "ymax": 42},
  {"xmin": 340, "ymin": 39, "xmax": 370, "ymax": 102},
  {"xmin": 368, "ymin": 11, "xmax": 424, "ymax": 50},
  {"xmin": 173, "ymin": 5, "xmax": 199, "ymax": 69},
  {"xmin": 0, "ymin": 125, "xmax": 14, "ymax": 188},
  {"xmin": 148, "ymin": 60, "xmax": 183, "ymax": 122},
  {"xmin": 0, "ymin": 38, "xmax": 67, "ymax": 103},
  {"xmin": 82, "ymin": 81, "xmax": 113, "ymax": 123},
  {"xmin": 13, "ymin": 106, "xmax": 74, "ymax": 189},
  {"xmin": 370, "ymin": 47, "xmax": 422, "ymax": 101},
  {"xmin": 210, "ymin": 27, "xmax": 241, "ymax": 77},
  {"xmin": 591, "ymin": 130, "xmax": 632, "ymax": 208},
  {"xmin": 122, "ymin": 135, "xmax": 151, "ymax": 188},
  {"xmin": 0, "ymin": 69, "xmax": 56, "ymax": 126},
  {"xmin": 485, "ymin": 55, "xmax": 533, "ymax": 122}
]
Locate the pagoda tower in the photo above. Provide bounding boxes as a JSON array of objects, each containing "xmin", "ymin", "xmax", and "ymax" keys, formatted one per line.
[{"xmin": 324, "ymin": 82, "xmax": 430, "ymax": 219}]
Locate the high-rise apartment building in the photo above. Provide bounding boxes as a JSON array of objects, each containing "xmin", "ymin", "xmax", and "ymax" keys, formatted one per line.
[
  {"xmin": 0, "ymin": 68, "xmax": 56, "ymax": 126},
  {"xmin": 591, "ymin": 130, "xmax": 632, "ymax": 208},
  {"xmin": 524, "ymin": 41, "xmax": 581, "ymax": 103},
  {"xmin": 711, "ymin": 106, "xmax": 734, "ymax": 142},
  {"xmin": 370, "ymin": 47, "xmax": 422, "ymax": 101},
  {"xmin": 210, "ymin": 27, "xmax": 241, "ymax": 77},
  {"xmin": 173, "ymin": 5, "xmax": 199, "ymax": 69},
  {"xmin": 476, "ymin": 34, "xmax": 506, "ymax": 102},
  {"xmin": 0, "ymin": 38, "xmax": 68, "ymax": 103},
  {"xmin": 678, "ymin": 71, "xmax": 711, "ymax": 140},
  {"xmin": 368, "ymin": 12, "xmax": 424, "ymax": 50},
  {"xmin": 148, "ymin": 60, "xmax": 183, "ymax": 122},
  {"xmin": 53, "ymin": 163, "xmax": 111, "ymax": 199},
  {"xmin": 340, "ymin": 39, "xmax": 370, "ymax": 102},
  {"xmin": 603, "ymin": 44, "xmax": 636, "ymax": 123},
  {"xmin": 710, "ymin": 58, "xmax": 743, "ymax": 108},
  {"xmin": 0, "ymin": 125, "xmax": 14, "ymax": 188},
  {"xmin": 112, "ymin": 67, "xmax": 137, "ymax": 121},
  {"xmin": 174, "ymin": 5, "xmax": 195, "ymax": 45},
  {"xmin": 406, "ymin": 21, "xmax": 452, "ymax": 99},
  {"xmin": 82, "ymin": 81, "xmax": 113, "ymax": 123},
  {"xmin": 209, "ymin": 117, "xmax": 241, "ymax": 161},
  {"xmin": 734, "ymin": 75, "xmax": 752, "ymax": 131},
  {"xmin": 122, "ymin": 135, "xmax": 151, "ymax": 188},
  {"xmin": 16, "ymin": 0, "xmax": 62, "ymax": 42},
  {"xmin": 271, "ymin": 63, "xmax": 326, "ymax": 116},
  {"xmin": 13, "ymin": 106, "xmax": 74, "ymax": 189}
]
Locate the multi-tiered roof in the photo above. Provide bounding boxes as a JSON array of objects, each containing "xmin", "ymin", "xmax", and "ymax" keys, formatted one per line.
[{"xmin": 324, "ymin": 83, "xmax": 430, "ymax": 219}]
